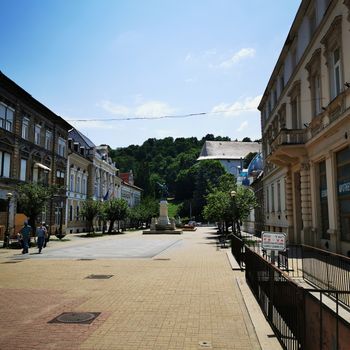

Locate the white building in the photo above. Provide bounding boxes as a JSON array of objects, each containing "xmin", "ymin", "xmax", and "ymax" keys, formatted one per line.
[{"xmin": 197, "ymin": 141, "xmax": 261, "ymax": 177}]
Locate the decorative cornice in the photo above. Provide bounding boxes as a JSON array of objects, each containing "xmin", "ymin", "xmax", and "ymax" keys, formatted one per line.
[
  {"xmin": 287, "ymin": 80, "xmax": 301, "ymax": 98},
  {"xmin": 321, "ymin": 15, "xmax": 342, "ymax": 62},
  {"xmin": 305, "ymin": 48, "xmax": 322, "ymax": 74}
]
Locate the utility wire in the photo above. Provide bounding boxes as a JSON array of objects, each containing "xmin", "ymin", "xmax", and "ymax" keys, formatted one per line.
[
  {"xmin": 67, "ymin": 96, "xmax": 332, "ymax": 123},
  {"xmin": 67, "ymin": 106, "xmax": 257, "ymax": 122}
]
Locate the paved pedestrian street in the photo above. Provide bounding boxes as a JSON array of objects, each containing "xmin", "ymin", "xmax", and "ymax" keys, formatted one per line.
[{"xmin": 0, "ymin": 227, "xmax": 267, "ymax": 350}]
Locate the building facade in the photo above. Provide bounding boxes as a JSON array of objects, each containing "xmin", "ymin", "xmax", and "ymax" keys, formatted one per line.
[
  {"xmin": 66, "ymin": 129, "xmax": 94, "ymax": 233},
  {"xmin": 259, "ymin": 0, "xmax": 350, "ymax": 254},
  {"xmin": 120, "ymin": 171, "xmax": 142, "ymax": 207},
  {"xmin": 0, "ymin": 72, "xmax": 71, "ymax": 236}
]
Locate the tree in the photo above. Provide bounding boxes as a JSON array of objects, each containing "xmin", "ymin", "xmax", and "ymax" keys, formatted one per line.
[
  {"xmin": 17, "ymin": 183, "xmax": 60, "ymax": 235},
  {"xmin": 234, "ymin": 186, "xmax": 259, "ymax": 222},
  {"xmin": 192, "ymin": 160, "xmax": 226, "ymax": 219},
  {"xmin": 80, "ymin": 199, "xmax": 101, "ymax": 234},
  {"xmin": 203, "ymin": 190, "xmax": 231, "ymax": 232},
  {"xmin": 103, "ymin": 198, "xmax": 129, "ymax": 233},
  {"xmin": 242, "ymin": 137, "xmax": 252, "ymax": 142}
]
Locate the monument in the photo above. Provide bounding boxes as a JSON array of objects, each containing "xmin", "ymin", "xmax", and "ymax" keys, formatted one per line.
[{"xmin": 143, "ymin": 183, "xmax": 182, "ymax": 234}]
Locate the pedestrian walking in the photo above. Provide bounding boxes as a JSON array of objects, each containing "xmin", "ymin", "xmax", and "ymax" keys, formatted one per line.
[
  {"xmin": 42, "ymin": 222, "xmax": 48, "ymax": 247},
  {"xmin": 36, "ymin": 223, "xmax": 46, "ymax": 254},
  {"xmin": 20, "ymin": 221, "xmax": 31, "ymax": 254}
]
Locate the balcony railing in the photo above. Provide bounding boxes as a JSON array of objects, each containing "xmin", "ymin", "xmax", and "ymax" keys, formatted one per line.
[{"xmin": 270, "ymin": 128, "xmax": 306, "ymax": 153}]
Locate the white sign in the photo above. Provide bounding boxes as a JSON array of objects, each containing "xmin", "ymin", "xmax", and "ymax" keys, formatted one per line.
[{"xmin": 262, "ymin": 232, "xmax": 286, "ymax": 251}]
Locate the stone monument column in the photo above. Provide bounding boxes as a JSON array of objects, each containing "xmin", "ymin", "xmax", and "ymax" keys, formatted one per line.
[{"xmin": 158, "ymin": 200, "xmax": 170, "ymax": 225}]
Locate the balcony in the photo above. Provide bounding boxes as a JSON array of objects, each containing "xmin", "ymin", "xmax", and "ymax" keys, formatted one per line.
[{"xmin": 267, "ymin": 128, "xmax": 307, "ymax": 166}]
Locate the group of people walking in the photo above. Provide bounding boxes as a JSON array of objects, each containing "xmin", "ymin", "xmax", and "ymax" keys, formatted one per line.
[{"xmin": 19, "ymin": 221, "xmax": 49, "ymax": 254}]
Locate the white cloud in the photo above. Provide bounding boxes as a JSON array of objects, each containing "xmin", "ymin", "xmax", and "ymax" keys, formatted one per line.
[
  {"xmin": 185, "ymin": 53, "xmax": 193, "ymax": 62},
  {"xmin": 99, "ymin": 100, "xmax": 130, "ymax": 116},
  {"xmin": 211, "ymin": 95, "xmax": 262, "ymax": 117},
  {"xmin": 99, "ymin": 99, "xmax": 175, "ymax": 119},
  {"xmin": 237, "ymin": 121, "xmax": 249, "ymax": 132},
  {"xmin": 185, "ymin": 78, "xmax": 196, "ymax": 83},
  {"xmin": 215, "ymin": 48, "xmax": 256, "ymax": 69},
  {"xmin": 135, "ymin": 101, "xmax": 175, "ymax": 117}
]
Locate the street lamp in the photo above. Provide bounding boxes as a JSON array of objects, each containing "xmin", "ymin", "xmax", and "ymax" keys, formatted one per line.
[
  {"xmin": 3, "ymin": 192, "xmax": 13, "ymax": 248},
  {"xmin": 230, "ymin": 190, "xmax": 238, "ymax": 236},
  {"xmin": 55, "ymin": 201, "xmax": 65, "ymax": 240}
]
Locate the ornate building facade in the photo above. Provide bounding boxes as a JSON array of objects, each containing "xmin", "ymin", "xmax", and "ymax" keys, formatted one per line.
[
  {"xmin": 0, "ymin": 72, "xmax": 71, "ymax": 236},
  {"xmin": 259, "ymin": 0, "xmax": 350, "ymax": 254}
]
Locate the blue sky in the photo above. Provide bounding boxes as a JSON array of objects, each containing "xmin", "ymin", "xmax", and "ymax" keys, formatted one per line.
[{"xmin": 1, "ymin": 0, "xmax": 301, "ymax": 148}]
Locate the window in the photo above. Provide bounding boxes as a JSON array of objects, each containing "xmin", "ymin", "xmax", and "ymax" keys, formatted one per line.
[
  {"xmin": 309, "ymin": 9, "xmax": 316, "ymax": 37},
  {"xmin": 34, "ymin": 124, "xmax": 41, "ymax": 145},
  {"xmin": 336, "ymin": 147, "xmax": 350, "ymax": 241},
  {"xmin": 277, "ymin": 181, "xmax": 281, "ymax": 212},
  {"xmin": 70, "ymin": 174, "xmax": 74, "ymax": 192},
  {"xmin": 56, "ymin": 170, "xmax": 65, "ymax": 186},
  {"xmin": 45, "ymin": 130, "xmax": 52, "ymax": 150},
  {"xmin": 22, "ymin": 117, "xmax": 29, "ymax": 139},
  {"xmin": 0, "ymin": 151, "xmax": 11, "ymax": 177},
  {"xmin": 321, "ymin": 16, "xmax": 342, "ymax": 101},
  {"xmin": 0, "ymin": 103, "xmax": 14, "ymax": 132},
  {"xmin": 271, "ymin": 184, "xmax": 275, "ymax": 212},
  {"xmin": 76, "ymin": 176, "xmax": 81, "ymax": 193},
  {"xmin": 291, "ymin": 47, "xmax": 297, "ymax": 70},
  {"xmin": 273, "ymin": 88, "xmax": 277, "ymax": 108},
  {"xmin": 278, "ymin": 104, "xmax": 286, "ymax": 129},
  {"xmin": 332, "ymin": 47, "xmax": 342, "ymax": 99},
  {"xmin": 266, "ymin": 187, "xmax": 270, "ymax": 213},
  {"xmin": 20, "ymin": 159, "xmax": 27, "ymax": 181},
  {"xmin": 76, "ymin": 206, "xmax": 80, "ymax": 221},
  {"xmin": 306, "ymin": 49, "xmax": 322, "ymax": 117},
  {"xmin": 319, "ymin": 160, "xmax": 329, "ymax": 239},
  {"xmin": 291, "ymin": 96, "xmax": 300, "ymax": 128},
  {"xmin": 69, "ymin": 205, "xmax": 73, "ymax": 221},
  {"xmin": 279, "ymin": 72, "xmax": 285, "ymax": 93},
  {"xmin": 288, "ymin": 81, "xmax": 301, "ymax": 129},
  {"xmin": 58, "ymin": 137, "xmax": 66, "ymax": 157},
  {"xmin": 82, "ymin": 178, "xmax": 87, "ymax": 195}
]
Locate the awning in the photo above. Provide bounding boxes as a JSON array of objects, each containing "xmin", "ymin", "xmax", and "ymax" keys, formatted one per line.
[{"xmin": 34, "ymin": 163, "xmax": 51, "ymax": 172}]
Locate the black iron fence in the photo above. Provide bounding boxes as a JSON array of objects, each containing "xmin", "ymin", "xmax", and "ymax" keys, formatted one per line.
[
  {"xmin": 229, "ymin": 233, "xmax": 350, "ymax": 349},
  {"xmin": 244, "ymin": 247, "xmax": 350, "ymax": 350},
  {"xmin": 300, "ymin": 245, "xmax": 350, "ymax": 307},
  {"xmin": 245, "ymin": 248, "xmax": 304, "ymax": 350},
  {"xmin": 230, "ymin": 234, "xmax": 244, "ymax": 268}
]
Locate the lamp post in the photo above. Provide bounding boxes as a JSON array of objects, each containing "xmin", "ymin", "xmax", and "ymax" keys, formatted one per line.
[
  {"xmin": 3, "ymin": 192, "xmax": 13, "ymax": 248},
  {"xmin": 55, "ymin": 200, "xmax": 65, "ymax": 240},
  {"xmin": 230, "ymin": 190, "xmax": 237, "ymax": 236}
]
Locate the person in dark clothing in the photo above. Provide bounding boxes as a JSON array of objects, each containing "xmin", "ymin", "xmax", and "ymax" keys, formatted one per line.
[
  {"xmin": 20, "ymin": 221, "xmax": 31, "ymax": 254},
  {"xmin": 42, "ymin": 222, "xmax": 48, "ymax": 247},
  {"xmin": 36, "ymin": 223, "xmax": 46, "ymax": 254}
]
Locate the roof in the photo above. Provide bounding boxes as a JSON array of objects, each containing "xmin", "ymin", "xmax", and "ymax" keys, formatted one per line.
[
  {"xmin": 69, "ymin": 128, "xmax": 95, "ymax": 148},
  {"xmin": 197, "ymin": 141, "xmax": 261, "ymax": 161}
]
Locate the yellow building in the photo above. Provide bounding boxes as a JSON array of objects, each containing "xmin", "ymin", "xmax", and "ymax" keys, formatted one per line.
[{"xmin": 259, "ymin": 0, "xmax": 350, "ymax": 255}]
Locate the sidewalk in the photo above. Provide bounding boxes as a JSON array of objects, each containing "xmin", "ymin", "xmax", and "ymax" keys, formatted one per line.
[{"xmin": 0, "ymin": 227, "xmax": 279, "ymax": 350}]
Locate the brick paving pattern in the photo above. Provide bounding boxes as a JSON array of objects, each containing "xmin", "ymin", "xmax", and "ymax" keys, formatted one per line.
[{"xmin": 0, "ymin": 228, "xmax": 261, "ymax": 350}]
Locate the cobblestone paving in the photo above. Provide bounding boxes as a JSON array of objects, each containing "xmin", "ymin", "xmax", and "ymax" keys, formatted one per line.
[{"xmin": 0, "ymin": 228, "xmax": 260, "ymax": 350}]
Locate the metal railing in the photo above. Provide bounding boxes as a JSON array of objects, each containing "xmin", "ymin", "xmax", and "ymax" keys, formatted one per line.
[
  {"xmin": 230, "ymin": 234, "xmax": 244, "ymax": 268},
  {"xmin": 245, "ymin": 248, "xmax": 304, "ymax": 350},
  {"xmin": 244, "ymin": 246, "xmax": 350, "ymax": 350},
  {"xmin": 299, "ymin": 245, "xmax": 350, "ymax": 307}
]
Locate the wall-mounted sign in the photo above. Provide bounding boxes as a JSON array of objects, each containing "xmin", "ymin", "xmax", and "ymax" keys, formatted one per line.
[
  {"xmin": 338, "ymin": 181, "xmax": 350, "ymax": 195},
  {"xmin": 262, "ymin": 232, "xmax": 286, "ymax": 251}
]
